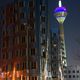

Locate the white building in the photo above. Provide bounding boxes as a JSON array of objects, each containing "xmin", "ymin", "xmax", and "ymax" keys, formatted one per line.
[{"xmin": 64, "ymin": 65, "xmax": 80, "ymax": 80}]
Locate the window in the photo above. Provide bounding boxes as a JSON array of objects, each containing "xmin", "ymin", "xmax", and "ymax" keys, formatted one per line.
[
  {"xmin": 16, "ymin": 63, "xmax": 20, "ymax": 70},
  {"xmin": 42, "ymin": 51, "xmax": 46, "ymax": 58},
  {"xmin": 12, "ymin": 26, "xmax": 15, "ymax": 33},
  {"xmin": 41, "ymin": 16, "xmax": 45, "ymax": 22},
  {"xmin": 73, "ymin": 70, "xmax": 75, "ymax": 73},
  {"xmin": 73, "ymin": 75, "xmax": 75, "ymax": 78},
  {"xmin": 2, "ymin": 41, "xmax": 6, "ymax": 48},
  {"xmin": 31, "ymin": 36, "xmax": 35, "ymax": 42},
  {"xmin": 16, "ymin": 50, "xmax": 19, "ymax": 57},
  {"xmin": 77, "ymin": 70, "xmax": 79, "ymax": 73},
  {"xmin": 31, "ymin": 48, "xmax": 35, "ymax": 55},
  {"xmin": 12, "ymin": 38, "xmax": 15, "ymax": 45},
  {"xmin": 35, "ymin": 77, "xmax": 37, "ymax": 80},
  {"xmin": 15, "ymin": 36, "xmax": 19, "ymax": 44},
  {"xmin": 77, "ymin": 75, "xmax": 79, "ymax": 78},
  {"xmin": 29, "ymin": 0, "xmax": 34, "ymax": 8},
  {"xmin": 22, "ymin": 76, "xmax": 25, "ymax": 80},
  {"xmin": 30, "ymin": 11, "xmax": 34, "ymax": 19},
  {"xmin": 31, "ymin": 62, "xmax": 36, "ymax": 69},
  {"xmin": 12, "ymin": 51, "xmax": 14, "ymax": 58},
  {"xmin": 41, "ymin": 5, "xmax": 46, "ymax": 11},
  {"xmin": 31, "ymin": 77, "xmax": 37, "ymax": 80},
  {"xmin": 21, "ymin": 36, "xmax": 26, "ymax": 43},
  {"xmin": 2, "ymin": 20, "xmax": 4, "ymax": 25},
  {"xmin": 21, "ymin": 24, "xmax": 25, "ymax": 31},
  {"xmin": 6, "ymin": 52, "xmax": 8, "ymax": 59},
  {"xmin": 62, "ymin": 52, "xmax": 65, "ymax": 55},
  {"xmin": 20, "ymin": 12, "xmax": 25, "ymax": 19},
  {"xmin": 22, "ymin": 49, "xmax": 26, "ymax": 56},
  {"xmin": 68, "ymin": 70, "xmax": 71, "ymax": 73},
  {"xmin": 42, "ymin": 28, "xmax": 45, "ymax": 34},
  {"xmin": 64, "ymin": 70, "xmax": 67, "ymax": 73},
  {"xmin": 64, "ymin": 75, "xmax": 67, "ymax": 78},
  {"xmin": 41, "ymin": 39, "xmax": 46, "ymax": 45},
  {"xmin": 2, "ymin": 53, "xmax": 5, "ymax": 59},
  {"xmin": 69, "ymin": 75, "xmax": 71, "ymax": 78},
  {"xmin": 6, "ymin": 65, "xmax": 8, "ymax": 72},
  {"xmin": 19, "ymin": 1, "xmax": 24, "ymax": 7},
  {"xmin": 22, "ymin": 62, "xmax": 25, "ymax": 70},
  {"xmin": 8, "ymin": 64, "xmax": 12, "ymax": 71}
]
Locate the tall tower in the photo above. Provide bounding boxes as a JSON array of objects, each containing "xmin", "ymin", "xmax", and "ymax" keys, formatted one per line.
[{"xmin": 54, "ymin": 0, "xmax": 67, "ymax": 80}]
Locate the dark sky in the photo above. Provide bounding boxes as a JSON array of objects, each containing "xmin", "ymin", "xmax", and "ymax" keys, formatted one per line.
[
  {"xmin": 49, "ymin": 0, "xmax": 80, "ymax": 66},
  {"xmin": 0, "ymin": 0, "xmax": 80, "ymax": 66}
]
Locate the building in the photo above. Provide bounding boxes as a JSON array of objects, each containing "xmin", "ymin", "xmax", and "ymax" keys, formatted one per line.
[
  {"xmin": 64, "ymin": 65, "xmax": 80, "ymax": 80},
  {"xmin": 50, "ymin": 30, "xmax": 59, "ymax": 79},
  {"xmin": 0, "ymin": 0, "xmax": 50, "ymax": 80},
  {"xmin": 50, "ymin": 0, "xmax": 67, "ymax": 80}
]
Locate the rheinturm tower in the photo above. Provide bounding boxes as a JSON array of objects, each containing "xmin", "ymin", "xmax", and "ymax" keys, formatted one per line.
[{"xmin": 54, "ymin": 0, "xmax": 67, "ymax": 80}]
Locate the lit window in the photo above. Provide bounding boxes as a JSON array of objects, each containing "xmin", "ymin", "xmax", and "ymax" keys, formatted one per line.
[{"xmin": 53, "ymin": 44, "xmax": 57, "ymax": 47}]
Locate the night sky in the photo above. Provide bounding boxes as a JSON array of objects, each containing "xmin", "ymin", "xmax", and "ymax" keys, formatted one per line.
[{"xmin": 0, "ymin": 0, "xmax": 80, "ymax": 66}]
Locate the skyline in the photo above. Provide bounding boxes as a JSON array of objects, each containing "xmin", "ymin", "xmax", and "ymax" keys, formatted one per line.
[{"xmin": 0, "ymin": 0, "xmax": 80, "ymax": 66}]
